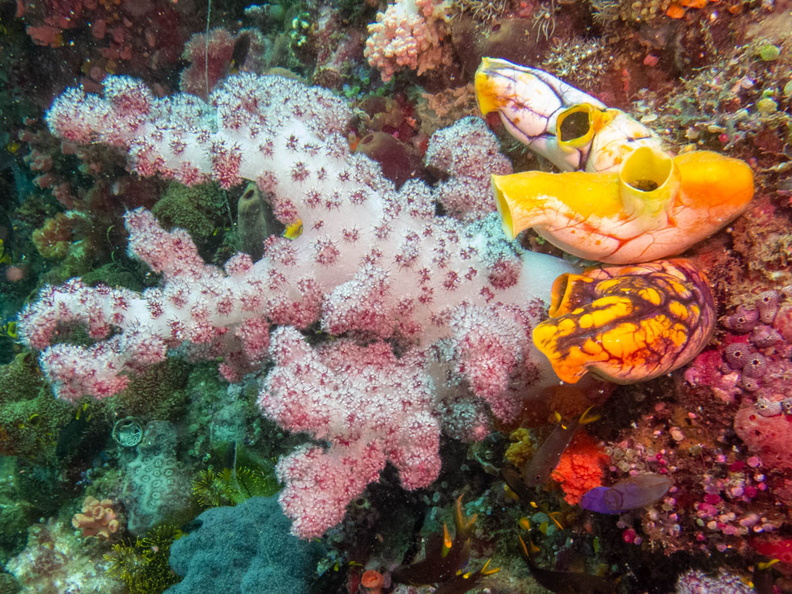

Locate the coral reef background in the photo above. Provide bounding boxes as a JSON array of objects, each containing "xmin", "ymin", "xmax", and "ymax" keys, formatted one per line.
[{"xmin": 0, "ymin": 0, "xmax": 790, "ymax": 592}]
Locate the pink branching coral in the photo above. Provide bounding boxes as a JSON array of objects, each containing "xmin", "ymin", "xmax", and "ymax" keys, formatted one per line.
[
  {"xmin": 20, "ymin": 73, "xmax": 576, "ymax": 538},
  {"xmin": 364, "ymin": 0, "xmax": 454, "ymax": 81},
  {"xmin": 264, "ymin": 328, "xmax": 442, "ymax": 538},
  {"xmin": 72, "ymin": 496, "xmax": 121, "ymax": 539}
]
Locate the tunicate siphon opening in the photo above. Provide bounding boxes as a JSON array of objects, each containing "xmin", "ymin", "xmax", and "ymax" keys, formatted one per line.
[
  {"xmin": 618, "ymin": 146, "xmax": 679, "ymax": 218},
  {"xmin": 620, "ymin": 146, "xmax": 673, "ymax": 193},
  {"xmin": 547, "ymin": 272, "xmax": 592, "ymax": 317},
  {"xmin": 557, "ymin": 104, "xmax": 596, "ymax": 147},
  {"xmin": 492, "ymin": 180, "xmax": 515, "ymax": 239},
  {"xmin": 558, "ymin": 107, "xmax": 592, "ymax": 144}
]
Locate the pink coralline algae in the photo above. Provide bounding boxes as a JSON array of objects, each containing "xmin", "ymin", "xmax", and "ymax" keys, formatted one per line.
[
  {"xmin": 20, "ymin": 73, "xmax": 575, "ymax": 537},
  {"xmin": 751, "ymin": 537, "xmax": 792, "ymax": 565},
  {"xmin": 17, "ymin": 0, "xmax": 187, "ymax": 80}
]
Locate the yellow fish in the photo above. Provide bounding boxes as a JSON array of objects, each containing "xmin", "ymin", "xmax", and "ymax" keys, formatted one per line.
[
  {"xmin": 0, "ymin": 239, "xmax": 12, "ymax": 265},
  {"xmin": 2, "ymin": 320, "xmax": 17, "ymax": 339},
  {"xmin": 282, "ymin": 220, "xmax": 303, "ymax": 240}
]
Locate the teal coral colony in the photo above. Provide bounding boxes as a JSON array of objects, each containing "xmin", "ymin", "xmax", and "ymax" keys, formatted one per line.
[{"xmin": 0, "ymin": 0, "xmax": 790, "ymax": 592}]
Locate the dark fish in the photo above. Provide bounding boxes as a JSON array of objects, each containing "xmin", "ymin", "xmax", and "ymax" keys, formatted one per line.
[
  {"xmin": 519, "ymin": 536, "xmax": 617, "ymax": 594},
  {"xmin": 432, "ymin": 560, "xmax": 500, "ymax": 594},
  {"xmin": 751, "ymin": 560, "xmax": 778, "ymax": 594},
  {"xmin": 522, "ymin": 407, "xmax": 600, "ymax": 487},
  {"xmin": 393, "ymin": 496, "xmax": 476, "ymax": 586},
  {"xmin": 55, "ymin": 405, "xmax": 91, "ymax": 459},
  {"xmin": 231, "ymin": 32, "xmax": 252, "ymax": 72},
  {"xmin": 502, "ymin": 465, "xmax": 535, "ymax": 502}
]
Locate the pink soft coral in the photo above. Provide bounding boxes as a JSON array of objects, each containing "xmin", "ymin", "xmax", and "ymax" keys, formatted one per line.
[
  {"xmin": 262, "ymin": 327, "xmax": 441, "ymax": 538},
  {"xmin": 23, "ymin": 73, "xmax": 576, "ymax": 539}
]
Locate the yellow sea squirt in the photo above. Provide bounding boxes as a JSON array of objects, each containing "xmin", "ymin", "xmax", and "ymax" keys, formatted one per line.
[{"xmin": 531, "ymin": 259, "xmax": 716, "ymax": 384}]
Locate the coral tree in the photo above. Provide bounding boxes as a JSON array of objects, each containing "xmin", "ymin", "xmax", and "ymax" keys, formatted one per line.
[{"xmin": 19, "ymin": 73, "xmax": 576, "ymax": 538}]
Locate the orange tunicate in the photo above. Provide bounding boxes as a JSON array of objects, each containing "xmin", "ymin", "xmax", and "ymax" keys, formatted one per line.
[
  {"xmin": 533, "ymin": 259, "xmax": 716, "ymax": 385},
  {"xmin": 72, "ymin": 496, "xmax": 120, "ymax": 539},
  {"xmin": 666, "ymin": 4, "xmax": 687, "ymax": 18},
  {"xmin": 360, "ymin": 569, "xmax": 385, "ymax": 593},
  {"xmin": 679, "ymin": 0, "xmax": 708, "ymax": 7},
  {"xmin": 551, "ymin": 430, "xmax": 609, "ymax": 505}
]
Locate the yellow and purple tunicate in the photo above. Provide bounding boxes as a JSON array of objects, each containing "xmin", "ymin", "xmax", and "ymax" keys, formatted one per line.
[
  {"xmin": 532, "ymin": 259, "xmax": 715, "ymax": 384},
  {"xmin": 580, "ymin": 473, "xmax": 672, "ymax": 514}
]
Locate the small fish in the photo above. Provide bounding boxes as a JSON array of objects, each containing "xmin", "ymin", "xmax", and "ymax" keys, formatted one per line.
[
  {"xmin": 752, "ymin": 560, "xmax": 777, "ymax": 594},
  {"xmin": 0, "ymin": 239, "xmax": 12, "ymax": 265},
  {"xmin": 230, "ymin": 32, "xmax": 252, "ymax": 73},
  {"xmin": 283, "ymin": 219, "xmax": 303, "ymax": 240},
  {"xmin": 522, "ymin": 407, "xmax": 600, "ymax": 487},
  {"xmin": 432, "ymin": 560, "xmax": 500, "ymax": 594},
  {"xmin": 56, "ymin": 414, "xmax": 90, "ymax": 459},
  {"xmin": 2, "ymin": 320, "xmax": 17, "ymax": 339},
  {"xmin": 547, "ymin": 511, "xmax": 564, "ymax": 531},
  {"xmin": 18, "ymin": 413, "xmax": 40, "ymax": 429},
  {"xmin": 392, "ymin": 496, "xmax": 478, "ymax": 586},
  {"xmin": 518, "ymin": 536, "xmax": 616, "ymax": 594},
  {"xmin": 757, "ymin": 559, "xmax": 780, "ymax": 571},
  {"xmin": 442, "ymin": 523, "xmax": 453, "ymax": 557},
  {"xmin": 501, "ymin": 465, "xmax": 534, "ymax": 501},
  {"xmin": 74, "ymin": 401, "xmax": 91, "ymax": 421}
]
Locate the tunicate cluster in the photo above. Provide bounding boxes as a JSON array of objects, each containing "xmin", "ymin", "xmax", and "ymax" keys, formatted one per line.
[
  {"xmin": 722, "ymin": 340, "xmax": 767, "ymax": 391},
  {"xmin": 756, "ymin": 290, "xmax": 780, "ymax": 323},
  {"xmin": 722, "ymin": 304, "xmax": 760, "ymax": 333},
  {"xmin": 720, "ymin": 290, "xmax": 788, "ymax": 394},
  {"xmin": 607, "ymin": 445, "xmax": 649, "ymax": 474},
  {"xmin": 754, "ymin": 395, "xmax": 792, "ymax": 418},
  {"xmin": 724, "ymin": 291, "xmax": 781, "ymax": 331}
]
